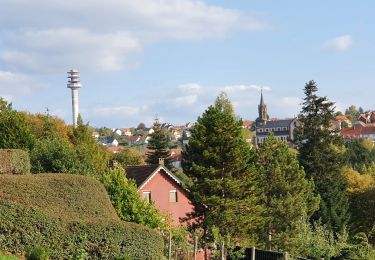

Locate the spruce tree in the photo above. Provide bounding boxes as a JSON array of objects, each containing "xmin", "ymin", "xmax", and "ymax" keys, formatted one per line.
[
  {"xmin": 295, "ymin": 80, "xmax": 349, "ymax": 233},
  {"xmin": 146, "ymin": 118, "xmax": 172, "ymax": 169},
  {"xmin": 256, "ymin": 134, "xmax": 319, "ymax": 250},
  {"xmin": 182, "ymin": 92, "xmax": 263, "ymax": 247}
]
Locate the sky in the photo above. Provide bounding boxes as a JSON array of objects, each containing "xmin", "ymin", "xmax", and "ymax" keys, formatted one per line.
[{"xmin": 0, "ymin": 0, "xmax": 374, "ymax": 128}]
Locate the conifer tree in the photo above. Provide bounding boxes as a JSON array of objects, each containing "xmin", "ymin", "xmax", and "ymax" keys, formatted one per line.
[
  {"xmin": 146, "ymin": 118, "xmax": 172, "ymax": 169},
  {"xmin": 256, "ymin": 134, "xmax": 319, "ymax": 250},
  {"xmin": 295, "ymin": 80, "xmax": 349, "ymax": 233},
  {"xmin": 182, "ymin": 92, "xmax": 263, "ymax": 247}
]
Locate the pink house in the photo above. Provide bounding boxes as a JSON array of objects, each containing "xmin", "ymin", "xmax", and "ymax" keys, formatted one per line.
[{"xmin": 125, "ymin": 164, "xmax": 194, "ymax": 226}]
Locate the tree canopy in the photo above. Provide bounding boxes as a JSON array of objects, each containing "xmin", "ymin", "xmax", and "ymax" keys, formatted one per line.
[
  {"xmin": 182, "ymin": 92, "xmax": 263, "ymax": 247},
  {"xmin": 0, "ymin": 98, "xmax": 35, "ymax": 150},
  {"xmin": 256, "ymin": 134, "xmax": 319, "ymax": 250},
  {"xmin": 295, "ymin": 80, "xmax": 349, "ymax": 233},
  {"xmin": 146, "ymin": 118, "xmax": 172, "ymax": 169}
]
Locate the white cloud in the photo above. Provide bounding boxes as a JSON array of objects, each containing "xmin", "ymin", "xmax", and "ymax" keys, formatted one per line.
[
  {"xmin": 222, "ymin": 84, "xmax": 271, "ymax": 94},
  {"xmin": 0, "ymin": 0, "xmax": 267, "ymax": 72},
  {"xmin": 177, "ymin": 83, "xmax": 202, "ymax": 93},
  {"xmin": 1, "ymin": 28, "xmax": 140, "ymax": 72},
  {"xmin": 0, "ymin": 0, "xmax": 266, "ymax": 39},
  {"xmin": 93, "ymin": 105, "xmax": 146, "ymax": 117},
  {"xmin": 173, "ymin": 95, "xmax": 198, "ymax": 107},
  {"xmin": 323, "ymin": 35, "xmax": 353, "ymax": 51},
  {"xmin": 0, "ymin": 70, "xmax": 43, "ymax": 99}
]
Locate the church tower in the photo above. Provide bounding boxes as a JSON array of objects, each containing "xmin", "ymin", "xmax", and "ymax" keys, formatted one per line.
[{"xmin": 257, "ymin": 89, "xmax": 268, "ymax": 124}]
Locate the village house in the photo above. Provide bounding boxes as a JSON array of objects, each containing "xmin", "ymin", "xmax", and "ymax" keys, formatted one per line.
[
  {"xmin": 125, "ymin": 162, "xmax": 194, "ymax": 225},
  {"xmin": 332, "ymin": 115, "xmax": 352, "ymax": 130},
  {"xmin": 121, "ymin": 128, "xmax": 132, "ymax": 136},
  {"xmin": 170, "ymin": 148, "xmax": 182, "ymax": 168}
]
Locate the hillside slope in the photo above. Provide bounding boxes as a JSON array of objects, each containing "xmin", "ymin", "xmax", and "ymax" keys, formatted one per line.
[{"xmin": 0, "ymin": 173, "xmax": 163, "ymax": 259}]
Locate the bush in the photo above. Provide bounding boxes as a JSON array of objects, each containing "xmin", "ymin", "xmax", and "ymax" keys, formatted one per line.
[
  {"xmin": 0, "ymin": 149, "xmax": 30, "ymax": 175},
  {"xmin": 0, "ymin": 199, "xmax": 163, "ymax": 259},
  {"xmin": 0, "ymin": 174, "xmax": 164, "ymax": 259},
  {"xmin": 26, "ymin": 246, "xmax": 50, "ymax": 260}
]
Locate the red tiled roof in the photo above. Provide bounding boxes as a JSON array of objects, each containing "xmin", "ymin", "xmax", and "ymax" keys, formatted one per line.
[
  {"xmin": 106, "ymin": 146, "xmax": 124, "ymax": 153},
  {"xmin": 242, "ymin": 120, "xmax": 253, "ymax": 127},
  {"xmin": 335, "ymin": 115, "xmax": 349, "ymax": 121},
  {"xmin": 341, "ymin": 128, "xmax": 362, "ymax": 138}
]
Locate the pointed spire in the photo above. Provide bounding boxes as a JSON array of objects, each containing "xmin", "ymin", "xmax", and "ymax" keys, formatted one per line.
[{"xmin": 260, "ymin": 88, "xmax": 265, "ymax": 106}]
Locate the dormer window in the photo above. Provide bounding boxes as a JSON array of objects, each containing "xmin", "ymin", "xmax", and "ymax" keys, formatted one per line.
[{"xmin": 169, "ymin": 190, "xmax": 178, "ymax": 203}]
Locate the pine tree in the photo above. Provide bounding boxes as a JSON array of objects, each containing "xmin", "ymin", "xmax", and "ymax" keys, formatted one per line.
[
  {"xmin": 256, "ymin": 134, "xmax": 319, "ymax": 250},
  {"xmin": 182, "ymin": 92, "xmax": 263, "ymax": 247},
  {"xmin": 146, "ymin": 118, "xmax": 172, "ymax": 169},
  {"xmin": 295, "ymin": 80, "xmax": 349, "ymax": 233}
]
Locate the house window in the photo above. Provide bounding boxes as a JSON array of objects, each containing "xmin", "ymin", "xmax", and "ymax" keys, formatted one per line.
[
  {"xmin": 169, "ymin": 190, "xmax": 178, "ymax": 203},
  {"xmin": 142, "ymin": 191, "xmax": 151, "ymax": 202}
]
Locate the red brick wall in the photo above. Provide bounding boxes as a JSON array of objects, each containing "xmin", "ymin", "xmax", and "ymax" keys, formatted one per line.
[{"xmin": 140, "ymin": 170, "xmax": 194, "ymax": 226}]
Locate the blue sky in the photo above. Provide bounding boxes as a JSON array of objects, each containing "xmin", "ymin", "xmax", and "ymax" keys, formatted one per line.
[{"xmin": 0, "ymin": 1, "xmax": 374, "ymax": 127}]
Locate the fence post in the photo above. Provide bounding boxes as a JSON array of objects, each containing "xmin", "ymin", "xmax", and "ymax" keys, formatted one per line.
[
  {"xmin": 168, "ymin": 231, "xmax": 172, "ymax": 260},
  {"xmin": 220, "ymin": 241, "xmax": 225, "ymax": 260},
  {"xmin": 284, "ymin": 252, "xmax": 289, "ymax": 260},
  {"xmin": 194, "ymin": 235, "xmax": 198, "ymax": 260},
  {"xmin": 251, "ymin": 247, "xmax": 256, "ymax": 260}
]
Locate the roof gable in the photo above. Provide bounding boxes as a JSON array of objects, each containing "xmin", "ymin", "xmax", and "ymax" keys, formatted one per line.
[{"xmin": 125, "ymin": 165, "xmax": 183, "ymax": 189}]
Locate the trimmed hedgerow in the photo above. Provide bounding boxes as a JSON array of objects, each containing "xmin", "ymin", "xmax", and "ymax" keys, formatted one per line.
[
  {"xmin": 0, "ymin": 200, "xmax": 163, "ymax": 259},
  {"xmin": 0, "ymin": 149, "xmax": 30, "ymax": 175},
  {"xmin": 0, "ymin": 174, "xmax": 164, "ymax": 259}
]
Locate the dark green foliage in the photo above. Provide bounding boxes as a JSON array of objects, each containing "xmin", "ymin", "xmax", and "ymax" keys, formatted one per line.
[
  {"xmin": 26, "ymin": 246, "xmax": 50, "ymax": 260},
  {"xmin": 256, "ymin": 134, "xmax": 319, "ymax": 250},
  {"xmin": 182, "ymin": 92, "xmax": 263, "ymax": 246},
  {"xmin": 0, "ymin": 149, "xmax": 30, "ymax": 175},
  {"xmin": 0, "ymin": 200, "xmax": 163, "ymax": 259},
  {"xmin": 111, "ymin": 147, "xmax": 144, "ymax": 167},
  {"xmin": 295, "ymin": 80, "xmax": 350, "ymax": 233},
  {"xmin": 30, "ymin": 117, "xmax": 108, "ymax": 177},
  {"xmin": 0, "ymin": 174, "xmax": 163, "ymax": 259},
  {"xmin": 30, "ymin": 137, "xmax": 79, "ymax": 174},
  {"xmin": 0, "ymin": 98, "xmax": 35, "ymax": 150},
  {"xmin": 345, "ymin": 138, "xmax": 375, "ymax": 173},
  {"xmin": 146, "ymin": 119, "xmax": 173, "ymax": 169},
  {"xmin": 349, "ymin": 187, "xmax": 375, "ymax": 236},
  {"xmin": 101, "ymin": 168, "xmax": 165, "ymax": 229}
]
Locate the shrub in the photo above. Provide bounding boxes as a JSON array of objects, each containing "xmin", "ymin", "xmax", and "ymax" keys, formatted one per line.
[
  {"xmin": 0, "ymin": 174, "xmax": 164, "ymax": 259},
  {"xmin": 0, "ymin": 199, "xmax": 163, "ymax": 259},
  {"xmin": 26, "ymin": 246, "xmax": 50, "ymax": 260},
  {"xmin": 0, "ymin": 149, "xmax": 30, "ymax": 175}
]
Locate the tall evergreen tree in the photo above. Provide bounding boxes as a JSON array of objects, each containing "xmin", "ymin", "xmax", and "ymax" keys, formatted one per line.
[
  {"xmin": 146, "ymin": 118, "xmax": 172, "ymax": 169},
  {"xmin": 256, "ymin": 134, "xmax": 319, "ymax": 250},
  {"xmin": 295, "ymin": 80, "xmax": 349, "ymax": 233},
  {"xmin": 182, "ymin": 92, "xmax": 263, "ymax": 248}
]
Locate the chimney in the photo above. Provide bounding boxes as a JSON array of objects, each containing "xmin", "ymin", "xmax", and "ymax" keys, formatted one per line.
[{"xmin": 158, "ymin": 158, "xmax": 165, "ymax": 166}]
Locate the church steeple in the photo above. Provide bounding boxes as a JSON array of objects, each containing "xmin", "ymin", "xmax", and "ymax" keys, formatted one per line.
[{"xmin": 258, "ymin": 89, "xmax": 268, "ymax": 123}]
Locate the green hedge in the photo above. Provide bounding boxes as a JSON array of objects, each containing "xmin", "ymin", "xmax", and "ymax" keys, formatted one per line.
[
  {"xmin": 0, "ymin": 149, "xmax": 30, "ymax": 175},
  {"xmin": 0, "ymin": 200, "xmax": 164, "ymax": 259}
]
